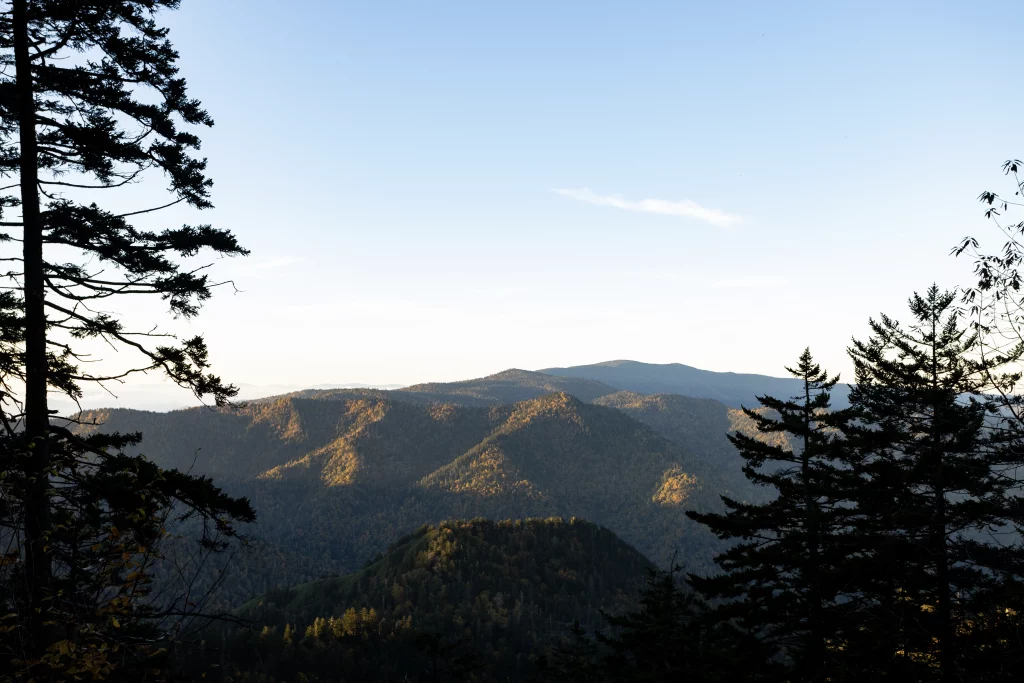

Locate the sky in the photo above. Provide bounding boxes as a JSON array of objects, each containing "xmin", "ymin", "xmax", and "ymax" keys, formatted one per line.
[{"xmin": 53, "ymin": 0, "xmax": 1024, "ymax": 411}]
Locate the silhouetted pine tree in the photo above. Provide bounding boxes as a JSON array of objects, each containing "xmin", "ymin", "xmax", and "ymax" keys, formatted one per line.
[
  {"xmin": 414, "ymin": 632, "xmax": 484, "ymax": 683},
  {"xmin": 536, "ymin": 622, "xmax": 606, "ymax": 683},
  {"xmin": 599, "ymin": 566, "xmax": 776, "ymax": 683},
  {"xmin": 841, "ymin": 285, "xmax": 1024, "ymax": 682},
  {"xmin": 0, "ymin": 428, "xmax": 255, "ymax": 681},
  {"xmin": 538, "ymin": 567, "xmax": 775, "ymax": 683},
  {"xmin": 0, "ymin": 2, "xmax": 253, "ymax": 679},
  {"xmin": 687, "ymin": 349, "xmax": 855, "ymax": 682}
]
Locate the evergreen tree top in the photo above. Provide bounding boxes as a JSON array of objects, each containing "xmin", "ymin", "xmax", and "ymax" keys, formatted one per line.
[{"xmin": 0, "ymin": 0, "xmax": 250, "ymax": 409}]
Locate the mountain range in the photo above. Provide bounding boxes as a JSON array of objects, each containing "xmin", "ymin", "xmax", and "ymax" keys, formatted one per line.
[
  {"xmin": 77, "ymin": 391, "xmax": 739, "ymax": 602},
  {"xmin": 70, "ymin": 361, "xmax": 813, "ymax": 609},
  {"xmin": 260, "ymin": 359, "xmax": 848, "ymax": 410},
  {"xmin": 542, "ymin": 359, "xmax": 850, "ymax": 408}
]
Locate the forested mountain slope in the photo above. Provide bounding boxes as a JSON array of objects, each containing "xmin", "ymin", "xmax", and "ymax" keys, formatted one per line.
[
  {"xmin": 542, "ymin": 359, "xmax": 851, "ymax": 408},
  {"xmin": 69, "ymin": 367, "xmax": 805, "ymax": 610},
  {"xmin": 205, "ymin": 518, "xmax": 651, "ymax": 683},
  {"xmin": 74, "ymin": 397, "xmax": 503, "ymax": 481},
  {"xmin": 73, "ymin": 370, "xmax": 785, "ymax": 493},
  {"xmin": 247, "ymin": 392, "xmax": 733, "ymax": 575},
  {"xmin": 73, "ymin": 392, "xmax": 736, "ymax": 604},
  {"xmin": 594, "ymin": 391, "xmax": 752, "ymax": 491}
]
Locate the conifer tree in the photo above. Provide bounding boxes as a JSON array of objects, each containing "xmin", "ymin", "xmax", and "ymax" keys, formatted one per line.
[
  {"xmin": 599, "ymin": 566, "xmax": 775, "ymax": 683},
  {"xmin": 687, "ymin": 349, "xmax": 854, "ymax": 682},
  {"xmin": 0, "ymin": 1, "xmax": 255, "ymax": 678},
  {"xmin": 537, "ymin": 566, "xmax": 774, "ymax": 683},
  {"xmin": 0, "ymin": 427, "xmax": 255, "ymax": 681},
  {"xmin": 537, "ymin": 622, "xmax": 605, "ymax": 683},
  {"xmin": 842, "ymin": 285, "xmax": 1024, "ymax": 682}
]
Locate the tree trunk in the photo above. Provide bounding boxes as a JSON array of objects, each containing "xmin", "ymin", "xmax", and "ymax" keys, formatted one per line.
[
  {"xmin": 929, "ymin": 321, "xmax": 953, "ymax": 683},
  {"xmin": 932, "ymin": 445, "xmax": 952, "ymax": 682},
  {"xmin": 934, "ymin": 483, "xmax": 952, "ymax": 683},
  {"xmin": 13, "ymin": 0, "xmax": 52, "ymax": 664},
  {"xmin": 802, "ymin": 376, "xmax": 824, "ymax": 683}
]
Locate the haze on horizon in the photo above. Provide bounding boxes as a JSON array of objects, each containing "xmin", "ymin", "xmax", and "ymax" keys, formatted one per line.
[{"xmin": 59, "ymin": 0, "xmax": 1024, "ymax": 411}]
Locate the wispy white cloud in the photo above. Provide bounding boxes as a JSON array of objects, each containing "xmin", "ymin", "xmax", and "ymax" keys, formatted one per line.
[{"xmin": 553, "ymin": 187, "xmax": 743, "ymax": 228}]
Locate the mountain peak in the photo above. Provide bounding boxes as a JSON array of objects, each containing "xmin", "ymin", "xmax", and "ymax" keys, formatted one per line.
[
  {"xmin": 541, "ymin": 359, "xmax": 850, "ymax": 408},
  {"xmin": 401, "ymin": 368, "xmax": 618, "ymax": 404},
  {"xmin": 484, "ymin": 368, "xmax": 537, "ymax": 380}
]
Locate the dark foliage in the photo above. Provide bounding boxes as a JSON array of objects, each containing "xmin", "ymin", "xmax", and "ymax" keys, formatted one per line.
[
  {"xmin": 0, "ymin": 426, "xmax": 254, "ymax": 681},
  {"xmin": 196, "ymin": 518, "xmax": 650, "ymax": 683},
  {"xmin": 687, "ymin": 349, "xmax": 854, "ymax": 681},
  {"xmin": 840, "ymin": 286, "xmax": 1024, "ymax": 681},
  {"xmin": 539, "ymin": 565, "xmax": 779, "ymax": 683},
  {"xmin": 0, "ymin": 1, "xmax": 251, "ymax": 679}
]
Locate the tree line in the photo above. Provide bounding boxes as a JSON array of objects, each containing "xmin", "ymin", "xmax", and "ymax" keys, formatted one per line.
[{"xmin": 546, "ymin": 254, "xmax": 1024, "ymax": 680}]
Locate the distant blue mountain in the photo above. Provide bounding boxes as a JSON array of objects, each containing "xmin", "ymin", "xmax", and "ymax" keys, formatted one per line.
[{"xmin": 540, "ymin": 360, "xmax": 851, "ymax": 409}]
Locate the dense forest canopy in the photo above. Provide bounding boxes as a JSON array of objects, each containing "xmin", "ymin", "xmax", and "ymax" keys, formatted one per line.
[{"xmin": 70, "ymin": 390, "xmax": 757, "ymax": 607}]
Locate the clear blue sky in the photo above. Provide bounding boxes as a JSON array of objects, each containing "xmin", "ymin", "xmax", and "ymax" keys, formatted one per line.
[{"xmin": 71, "ymin": 0, "xmax": 1024, "ymax": 408}]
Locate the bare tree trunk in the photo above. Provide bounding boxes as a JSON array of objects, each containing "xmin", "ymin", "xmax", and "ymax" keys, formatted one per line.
[{"xmin": 13, "ymin": 0, "xmax": 52, "ymax": 664}]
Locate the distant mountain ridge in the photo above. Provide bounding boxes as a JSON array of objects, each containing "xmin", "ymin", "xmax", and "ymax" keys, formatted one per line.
[
  {"xmin": 234, "ymin": 360, "xmax": 848, "ymax": 413},
  {"xmin": 401, "ymin": 368, "xmax": 618, "ymax": 404},
  {"xmin": 540, "ymin": 359, "xmax": 851, "ymax": 408},
  {"xmin": 73, "ymin": 391, "xmax": 737, "ymax": 600},
  {"xmin": 70, "ymin": 362, "xmax": 821, "ymax": 608},
  {"xmin": 68, "ymin": 359, "xmax": 844, "ymax": 414},
  {"xmin": 264, "ymin": 369, "xmax": 620, "ymax": 408}
]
